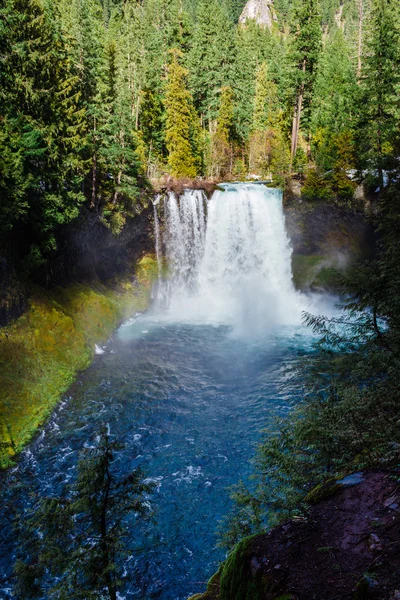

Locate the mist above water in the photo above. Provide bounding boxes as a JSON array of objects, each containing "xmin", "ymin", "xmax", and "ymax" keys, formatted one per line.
[{"xmin": 154, "ymin": 183, "xmax": 310, "ymax": 335}]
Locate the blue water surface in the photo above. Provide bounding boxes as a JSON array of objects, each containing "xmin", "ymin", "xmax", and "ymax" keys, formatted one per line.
[{"xmin": 0, "ymin": 313, "xmax": 316, "ymax": 599}]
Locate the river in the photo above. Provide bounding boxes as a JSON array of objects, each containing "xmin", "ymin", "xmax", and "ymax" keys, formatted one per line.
[{"xmin": 0, "ymin": 184, "xmax": 333, "ymax": 599}]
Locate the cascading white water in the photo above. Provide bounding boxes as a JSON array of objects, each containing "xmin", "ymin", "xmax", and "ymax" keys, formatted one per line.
[
  {"xmin": 153, "ymin": 194, "xmax": 162, "ymax": 278},
  {"xmin": 154, "ymin": 183, "xmax": 307, "ymax": 334}
]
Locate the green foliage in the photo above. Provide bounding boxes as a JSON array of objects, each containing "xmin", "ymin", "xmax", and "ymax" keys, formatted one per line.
[
  {"xmin": 0, "ymin": 0, "xmax": 86, "ymax": 258},
  {"xmin": 249, "ymin": 62, "xmax": 290, "ymax": 183},
  {"xmin": 220, "ymin": 184, "xmax": 400, "ymax": 547},
  {"xmin": 330, "ymin": 130, "xmax": 357, "ymax": 201},
  {"xmin": 302, "ymin": 167, "xmax": 333, "ymax": 200},
  {"xmin": 188, "ymin": 0, "xmax": 236, "ymax": 125},
  {"xmin": 0, "ymin": 255, "xmax": 158, "ymax": 468},
  {"xmin": 232, "ymin": 22, "xmax": 283, "ymax": 143},
  {"xmin": 311, "ymin": 27, "xmax": 358, "ymax": 171},
  {"xmin": 210, "ymin": 86, "xmax": 235, "ymax": 178},
  {"xmin": 289, "ymin": 0, "xmax": 322, "ymax": 135},
  {"xmin": 13, "ymin": 429, "xmax": 156, "ymax": 599},
  {"xmin": 219, "ymin": 535, "xmax": 273, "ymax": 600},
  {"xmin": 165, "ymin": 49, "xmax": 199, "ymax": 178},
  {"xmin": 357, "ymin": 0, "xmax": 400, "ymax": 187}
]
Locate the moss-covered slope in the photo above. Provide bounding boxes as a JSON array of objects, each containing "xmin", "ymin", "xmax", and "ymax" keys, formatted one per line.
[{"xmin": 0, "ymin": 254, "xmax": 158, "ymax": 469}]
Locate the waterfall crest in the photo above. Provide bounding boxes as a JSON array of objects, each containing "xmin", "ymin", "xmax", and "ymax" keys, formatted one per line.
[{"xmin": 154, "ymin": 183, "xmax": 306, "ymax": 333}]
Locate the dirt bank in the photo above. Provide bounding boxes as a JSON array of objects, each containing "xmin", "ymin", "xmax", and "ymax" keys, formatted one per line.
[{"xmin": 190, "ymin": 470, "xmax": 400, "ymax": 600}]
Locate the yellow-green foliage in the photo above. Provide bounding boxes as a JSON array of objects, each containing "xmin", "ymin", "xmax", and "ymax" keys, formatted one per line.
[
  {"xmin": 165, "ymin": 49, "xmax": 199, "ymax": 178},
  {"xmin": 0, "ymin": 255, "xmax": 158, "ymax": 469}
]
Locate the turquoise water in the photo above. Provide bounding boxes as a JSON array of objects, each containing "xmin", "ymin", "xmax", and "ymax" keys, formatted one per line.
[
  {"xmin": 0, "ymin": 183, "xmax": 334, "ymax": 598},
  {"xmin": 0, "ymin": 312, "xmax": 318, "ymax": 599}
]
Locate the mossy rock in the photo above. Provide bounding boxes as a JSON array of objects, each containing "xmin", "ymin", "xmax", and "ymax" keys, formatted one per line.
[
  {"xmin": 188, "ymin": 569, "xmax": 222, "ymax": 600},
  {"xmin": 291, "ymin": 254, "xmax": 340, "ymax": 292},
  {"xmin": 219, "ymin": 535, "xmax": 275, "ymax": 600},
  {"xmin": 304, "ymin": 478, "xmax": 343, "ymax": 505}
]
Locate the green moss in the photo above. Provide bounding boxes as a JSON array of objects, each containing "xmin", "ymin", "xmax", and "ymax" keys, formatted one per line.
[
  {"xmin": 291, "ymin": 255, "xmax": 328, "ymax": 290},
  {"xmin": 219, "ymin": 535, "xmax": 274, "ymax": 600},
  {"xmin": 291, "ymin": 254, "xmax": 342, "ymax": 291},
  {"xmin": 187, "ymin": 567, "xmax": 222, "ymax": 600},
  {"xmin": 0, "ymin": 254, "xmax": 158, "ymax": 469},
  {"xmin": 303, "ymin": 478, "xmax": 343, "ymax": 505}
]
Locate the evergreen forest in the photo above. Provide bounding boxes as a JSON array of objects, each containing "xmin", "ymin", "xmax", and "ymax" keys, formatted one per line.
[
  {"xmin": 2, "ymin": 0, "xmax": 400, "ymax": 598},
  {"xmin": 1, "ymin": 0, "xmax": 399, "ymax": 274}
]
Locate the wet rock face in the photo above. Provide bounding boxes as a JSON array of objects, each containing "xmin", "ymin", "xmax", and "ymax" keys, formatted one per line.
[
  {"xmin": 0, "ymin": 257, "xmax": 27, "ymax": 326},
  {"xmin": 238, "ymin": 0, "xmax": 277, "ymax": 28},
  {"xmin": 284, "ymin": 199, "xmax": 375, "ymax": 292}
]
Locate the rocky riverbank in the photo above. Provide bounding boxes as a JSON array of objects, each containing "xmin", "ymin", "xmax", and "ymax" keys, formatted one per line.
[{"xmin": 190, "ymin": 470, "xmax": 400, "ymax": 600}]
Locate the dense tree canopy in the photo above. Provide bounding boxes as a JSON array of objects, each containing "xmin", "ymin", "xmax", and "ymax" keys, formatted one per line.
[{"xmin": 0, "ymin": 0, "xmax": 399, "ymax": 272}]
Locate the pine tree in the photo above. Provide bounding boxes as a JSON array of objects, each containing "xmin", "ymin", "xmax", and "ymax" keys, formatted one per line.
[
  {"xmin": 311, "ymin": 27, "xmax": 358, "ymax": 171},
  {"xmin": 97, "ymin": 38, "xmax": 144, "ymax": 233},
  {"xmin": 211, "ymin": 86, "xmax": 235, "ymax": 177},
  {"xmin": 358, "ymin": 0, "xmax": 400, "ymax": 189},
  {"xmin": 288, "ymin": 0, "xmax": 322, "ymax": 166},
  {"xmin": 14, "ymin": 429, "xmax": 155, "ymax": 599},
  {"xmin": 249, "ymin": 62, "xmax": 289, "ymax": 182},
  {"xmin": 252, "ymin": 62, "xmax": 281, "ymax": 132},
  {"xmin": 164, "ymin": 49, "xmax": 199, "ymax": 178},
  {"xmin": 232, "ymin": 21, "xmax": 282, "ymax": 143},
  {"xmin": 0, "ymin": 0, "xmax": 86, "ymax": 264},
  {"xmin": 188, "ymin": 0, "xmax": 236, "ymax": 128}
]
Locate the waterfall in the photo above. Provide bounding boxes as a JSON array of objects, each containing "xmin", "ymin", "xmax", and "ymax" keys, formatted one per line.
[
  {"xmin": 153, "ymin": 195, "xmax": 162, "ymax": 279},
  {"xmin": 154, "ymin": 183, "xmax": 306, "ymax": 333}
]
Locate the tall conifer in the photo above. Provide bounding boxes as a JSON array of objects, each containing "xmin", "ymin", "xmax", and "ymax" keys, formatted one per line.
[
  {"xmin": 358, "ymin": 0, "xmax": 400, "ymax": 188},
  {"xmin": 164, "ymin": 49, "xmax": 199, "ymax": 178}
]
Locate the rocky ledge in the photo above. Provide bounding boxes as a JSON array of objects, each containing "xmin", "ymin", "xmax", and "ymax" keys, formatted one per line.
[{"xmin": 190, "ymin": 470, "xmax": 400, "ymax": 600}]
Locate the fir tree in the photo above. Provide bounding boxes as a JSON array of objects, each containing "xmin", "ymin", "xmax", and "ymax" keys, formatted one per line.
[
  {"xmin": 0, "ymin": 0, "xmax": 85, "ymax": 264},
  {"xmin": 358, "ymin": 0, "xmax": 400, "ymax": 188},
  {"xmin": 249, "ymin": 62, "xmax": 289, "ymax": 182},
  {"xmin": 288, "ymin": 0, "xmax": 322, "ymax": 165},
  {"xmin": 164, "ymin": 49, "xmax": 199, "ymax": 178},
  {"xmin": 232, "ymin": 21, "xmax": 281, "ymax": 143},
  {"xmin": 211, "ymin": 86, "xmax": 235, "ymax": 177},
  {"xmin": 311, "ymin": 27, "xmax": 358, "ymax": 171},
  {"xmin": 14, "ymin": 429, "xmax": 155, "ymax": 599},
  {"xmin": 188, "ymin": 0, "xmax": 236, "ymax": 128}
]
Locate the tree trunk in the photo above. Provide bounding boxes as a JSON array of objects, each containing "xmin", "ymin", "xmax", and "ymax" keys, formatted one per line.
[
  {"xmin": 113, "ymin": 130, "xmax": 125, "ymax": 205},
  {"xmin": 90, "ymin": 117, "xmax": 97, "ymax": 209},
  {"xmin": 357, "ymin": 0, "xmax": 363, "ymax": 80},
  {"xmin": 100, "ymin": 458, "xmax": 117, "ymax": 600},
  {"xmin": 290, "ymin": 59, "xmax": 306, "ymax": 170},
  {"xmin": 377, "ymin": 104, "xmax": 384, "ymax": 192},
  {"xmin": 135, "ymin": 92, "xmax": 141, "ymax": 129}
]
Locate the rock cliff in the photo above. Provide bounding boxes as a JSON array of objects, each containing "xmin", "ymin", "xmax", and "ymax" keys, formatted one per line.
[
  {"xmin": 239, "ymin": 0, "xmax": 277, "ymax": 28},
  {"xmin": 190, "ymin": 470, "xmax": 400, "ymax": 600}
]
